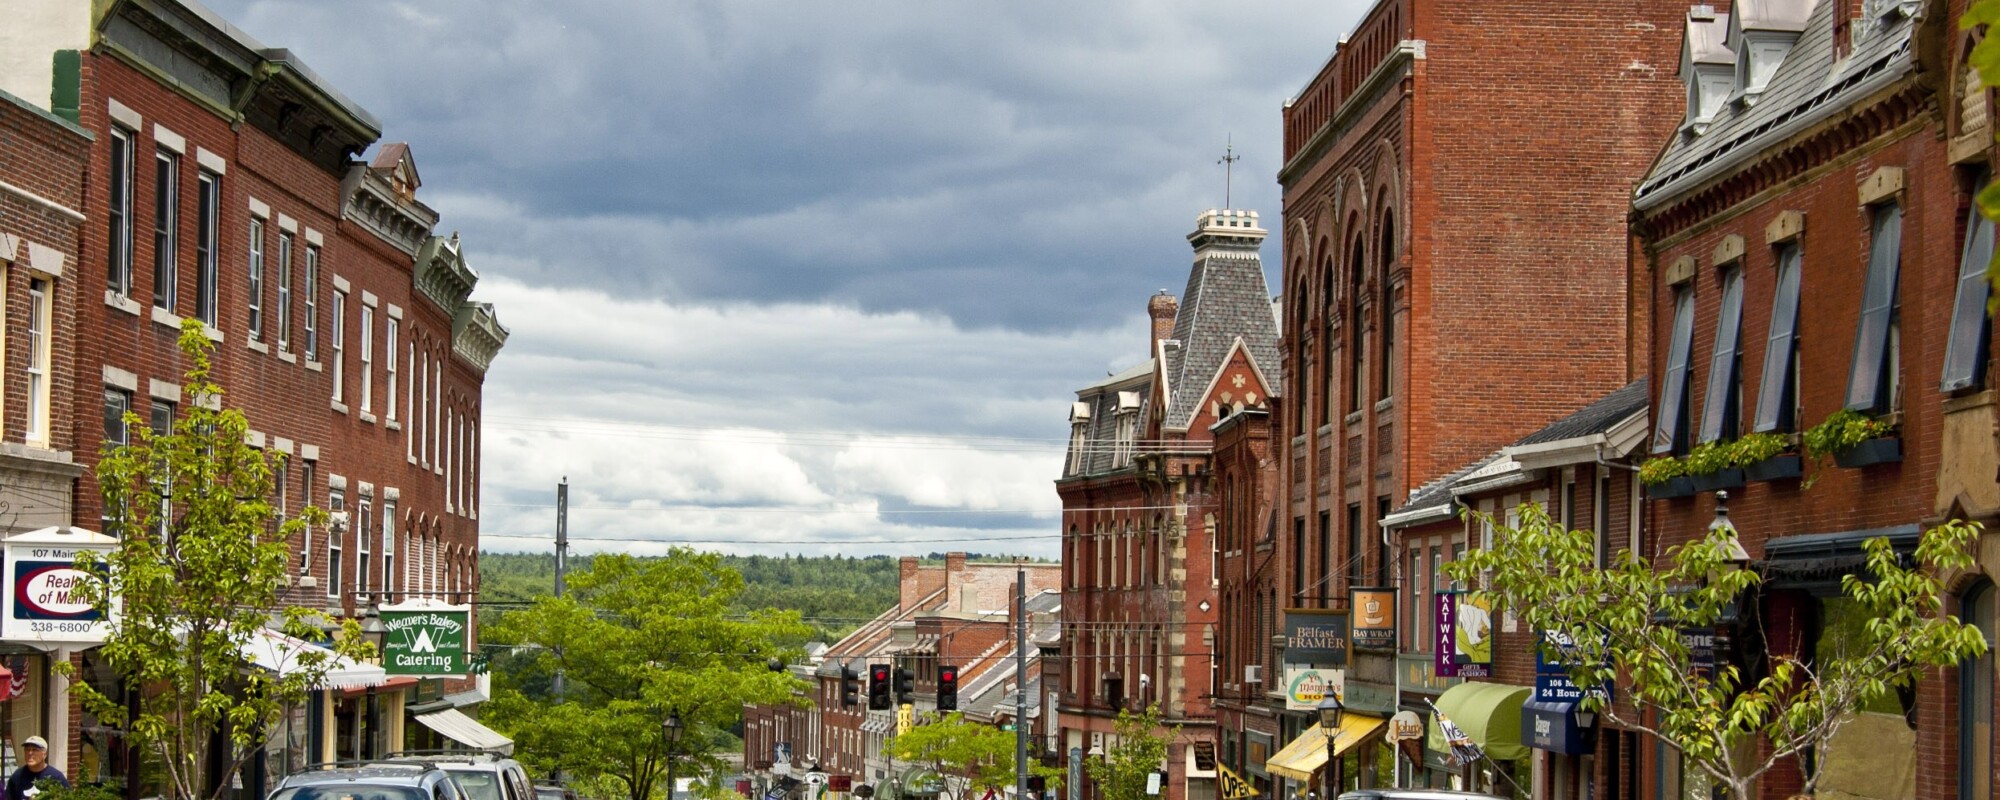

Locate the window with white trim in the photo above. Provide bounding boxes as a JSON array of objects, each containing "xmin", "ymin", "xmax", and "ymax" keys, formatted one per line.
[
  {"xmin": 331, "ymin": 291, "xmax": 346, "ymax": 403},
  {"xmin": 327, "ymin": 489, "xmax": 343, "ymax": 598},
  {"xmin": 276, "ymin": 232, "xmax": 294, "ymax": 350},
  {"xmin": 25, "ymin": 277, "xmax": 50, "ymax": 446},
  {"xmin": 386, "ymin": 319, "xmax": 399, "ymax": 422},
  {"xmin": 247, "ymin": 217, "xmax": 265, "ymax": 339},
  {"xmin": 360, "ymin": 304, "xmax": 374, "ymax": 413},
  {"xmin": 194, "ymin": 171, "xmax": 218, "ymax": 325},
  {"xmin": 303, "ymin": 246, "xmax": 320, "ymax": 359},
  {"xmin": 384, "ymin": 500, "xmax": 397, "ymax": 598},
  {"xmin": 108, "ymin": 127, "xmax": 134, "ymax": 297},
  {"xmin": 298, "ymin": 461, "xmax": 314, "ymax": 572},
  {"xmin": 153, "ymin": 149, "xmax": 179, "ymax": 311},
  {"xmin": 357, "ymin": 496, "xmax": 372, "ymax": 597}
]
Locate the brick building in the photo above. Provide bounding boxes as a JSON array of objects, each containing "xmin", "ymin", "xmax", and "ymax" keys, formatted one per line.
[
  {"xmin": 1, "ymin": 0, "xmax": 506, "ymax": 793},
  {"xmin": 1056, "ymin": 208, "xmax": 1280, "ymax": 800},
  {"xmin": 1253, "ymin": 0, "xmax": 1684, "ymax": 793},
  {"xmin": 0, "ymin": 68, "xmax": 93, "ymax": 780},
  {"xmin": 743, "ymin": 555, "xmax": 1059, "ymax": 800},
  {"xmin": 1208, "ymin": 405, "xmax": 1276, "ymax": 800},
  {"xmin": 1629, "ymin": 0, "xmax": 2000, "ymax": 797}
]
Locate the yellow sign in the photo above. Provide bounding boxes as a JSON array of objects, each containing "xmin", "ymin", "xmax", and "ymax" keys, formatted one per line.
[
  {"xmin": 1217, "ymin": 763, "xmax": 1259, "ymax": 800},
  {"xmin": 897, "ymin": 703, "xmax": 913, "ymax": 735}
]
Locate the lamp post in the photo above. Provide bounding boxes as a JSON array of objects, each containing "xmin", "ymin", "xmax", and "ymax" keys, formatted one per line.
[
  {"xmin": 663, "ymin": 713, "xmax": 684, "ymax": 800},
  {"xmin": 1317, "ymin": 694, "xmax": 1344, "ymax": 800},
  {"xmin": 1710, "ymin": 491, "xmax": 1751, "ymax": 571}
]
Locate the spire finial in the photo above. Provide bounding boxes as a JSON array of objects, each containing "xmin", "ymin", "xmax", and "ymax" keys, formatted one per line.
[{"xmin": 1218, "ymin": 135, "xmax": 1242, "ymax": 210}]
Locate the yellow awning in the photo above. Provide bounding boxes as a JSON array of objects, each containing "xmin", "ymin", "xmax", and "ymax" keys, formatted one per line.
[{"xmin": 1263, "ymin": 714, "xmax": 1386, "ymax": 781}]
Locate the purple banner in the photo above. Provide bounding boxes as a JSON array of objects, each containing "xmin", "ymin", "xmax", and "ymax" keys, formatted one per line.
[{"xmin": 1434, "ymin": 592, "xmax": 1489, "ymax": 678}]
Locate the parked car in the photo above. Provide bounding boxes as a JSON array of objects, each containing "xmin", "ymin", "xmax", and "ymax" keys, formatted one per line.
[
  {"xmin": 269, "ymin": 763, "xmax": 471, "ymax": 800},
  {"xmin": 1337, "ymin": 791, "xmax": 1510, "ymax": 800},
  {"xmin": 533, "ymin": 782, "xmax": 580, "ymax": 800},
  {"xmin": 386, "ymin": 752, "xmax": 537, "ymax": 800}
]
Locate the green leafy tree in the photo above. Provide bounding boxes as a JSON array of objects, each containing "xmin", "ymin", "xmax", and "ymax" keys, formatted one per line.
[
  {"xmin": 483, "ymin": 550, "xmax": 813, "ymax": 800},
  {"xmin": 887, "ymin": 713, "xmax": 1060, "ymax": 800},
  {"xmin": 1444, "ymin": 505, "xmax": 1986, "ymax": 800},
  {"xmin": 1085, "ymin": 706, "xmax": 1175, "ymax": 800},
  {"xmin": 62, "ymin": 320, "xmax": 372, "ymax": 800}
]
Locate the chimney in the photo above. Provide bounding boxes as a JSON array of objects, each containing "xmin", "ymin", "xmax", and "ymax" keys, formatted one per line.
[
  {"xmin": 1149, "ymin": 291, "xmax": 1178, "ymax": 353},
  {"xmin": 899, "ymin": 556, "xmax": 920, "ymax": 610}
]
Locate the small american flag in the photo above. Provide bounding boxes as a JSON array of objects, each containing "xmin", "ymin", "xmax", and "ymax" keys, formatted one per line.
[
  {"xmin": 6, "ymin": 657, "xmax": 26, "ymax": 699},
  {"xmin": 1431, "ymin": 704, "xmax": 1483, "ymax": 766}
]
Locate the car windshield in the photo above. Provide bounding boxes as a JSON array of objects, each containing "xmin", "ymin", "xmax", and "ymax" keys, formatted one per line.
[
  {"xmin": 449, "ymin": 771, "xmax": 504, "ymax": 800},
  {"xmin": 272, "ymin": 787, "xmax": 428, "ymax": 800}
]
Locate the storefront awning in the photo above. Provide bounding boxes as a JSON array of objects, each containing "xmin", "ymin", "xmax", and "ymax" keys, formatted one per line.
[
  {"xmin": 244, "ymin": 629, "xmax": 389, "ymax": 690},
  {"xmin": 1522, "ymin": 699, "xmax": 1592, "ymax": 755},
  {"xmin": 1427, "ymin": 682, "xmax": 1530, "ymax": 763},
  {"xmin": 1263, "ymin": 714, "xmax": 1386, "ymax": 781},
  {"xmin": 415, "ymin": 708, "xmax": 514, "ymax": 754}
]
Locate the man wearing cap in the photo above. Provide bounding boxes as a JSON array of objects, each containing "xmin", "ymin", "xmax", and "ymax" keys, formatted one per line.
[{"xmin": 6, "ymin": 736, "xmax": 68, "ymax": 800}]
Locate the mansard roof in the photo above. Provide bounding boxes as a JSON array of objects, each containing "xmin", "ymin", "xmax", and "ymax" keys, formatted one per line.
[
  {"xmin": 1162, "ymin": 213, "xmax": 1281, "ymax": 431},
  {"xmin": 1636, "ymin": 0, "xmax": 1918, "ymax": 209},
  {"xmin": 1684, "ymin": 7, "xmax": 1735, "ymax": 69}
]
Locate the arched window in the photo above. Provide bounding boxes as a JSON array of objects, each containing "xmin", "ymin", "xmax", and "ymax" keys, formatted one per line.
[
  {"xmin": 1964, "ymin": 579, "xmax": 1995, "ymax": 799},
  {"xmin": 1320, "ymin": 253, "xmax": 1337, "ymax": 428},
  {"xmin": 1295, "ymin": 274, "xmax": 1311, "ymax": 432},
  {"xmin": 1378, "ymin": 211, "xmax": 1397, "ymax": 402},
  {"xmin": 1347, "ymin": 232, "xmax": 1367, "ymax": 414}
]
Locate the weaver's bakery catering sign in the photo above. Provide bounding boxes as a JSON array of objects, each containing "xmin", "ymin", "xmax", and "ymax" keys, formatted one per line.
[
  {"xmin": 3, "ymin": 527, "xmax": 119, "ymax": 643},
  {"xmin": 380, "ymin": 601, "xmax": 471, "ymax": 676}
]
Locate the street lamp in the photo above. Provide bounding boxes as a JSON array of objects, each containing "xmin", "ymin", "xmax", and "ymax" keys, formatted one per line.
[
  {"xmin": 662, "ymin": 713, "xmax": 684, "ymax": 800},
  {"xmin": 1710, "ymin": 491, "xmax": 1752, "ymax": 572},
  {"xmin": 1317, "ymin": 694, "xmax": 1344, "ymax": 799}
]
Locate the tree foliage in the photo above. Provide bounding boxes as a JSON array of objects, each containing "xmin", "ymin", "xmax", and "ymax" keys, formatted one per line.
[
  {"xmin": 1443, "ymin": 505, "xmax": 1986, "ymax": 800},
  {"xmin": 1085, "ymin": 706, "xmax": 1174, "ymax": 800},
  {"xmin": 887, "ymin": 713, "xmax": 1060, "ymax": 800},
  {"xmin": 1964, "ymin": 0, "xmax": 2000, "ymax": 310},
  {"xmin": 482, "ymin": 550, "xmax": 813, "ymax": 800},
  {"xmin": 62, "ymin": 320, "xmax": 372, "ymax": 800}
]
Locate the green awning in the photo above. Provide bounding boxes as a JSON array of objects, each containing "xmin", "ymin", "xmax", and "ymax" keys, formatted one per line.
[{"xmin": 1426, "ymin": 681, "xmax": 1530, "ymax": 762}]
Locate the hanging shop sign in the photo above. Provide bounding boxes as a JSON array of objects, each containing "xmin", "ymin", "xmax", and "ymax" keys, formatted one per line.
[
  {"xmin": 379, "ymin": 601, "xmax": 471, "ymax": 676},
  {"xmin": 1350, "ymin": 588, "xmax": 1397, "ymax": 650},
  {"xmin": 1434, "ymin": 592, "xmax": 1490, "ymax": 678},
  {"xmin": 1533, "ymin": 629, "xmax": 1612, "ymax": 704},
  {"xmin": 1282, "ymin": 665, "xmax": 1343, "ymax": 711},
  {"xmin": 1283, "ymin": 608, "xmax": 1349, "ymax": 666},
  {"xmin": 3, "ymin": 527, "xmax": 118, "ymax": 644}
]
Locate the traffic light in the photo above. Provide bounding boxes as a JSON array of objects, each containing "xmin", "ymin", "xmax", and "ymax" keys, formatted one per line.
[
  {"xmin": 937, "ymin": 665, "xmax": 959, "ymax": 711},
  {"xmin": 893, "ymin": 665, "xmax": 915, "ymax": 703},
  {"xmin": 840, "ymin": 665, "xmax": 862, "ymax": 708},
  {"xmin": 868, "ymin": 663, "xmax": 892, "ymax": 710}
]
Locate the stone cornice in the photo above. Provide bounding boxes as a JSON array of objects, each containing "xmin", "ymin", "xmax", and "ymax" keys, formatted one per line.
[
  {"xmin": 414, "ymin": 233, "xmax": 477, "ymax": 313},
  {"xmin": 451, "ymin": 302, "xmax": 508, "ymax": 375},
  {"xmin": 341, "ymin": 166, "xmax": 436, "ymax": 256}
]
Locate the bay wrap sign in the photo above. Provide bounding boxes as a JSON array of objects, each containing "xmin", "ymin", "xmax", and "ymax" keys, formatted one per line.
[
  {"xmin": 1351, "ymin": 588, "xmax": 1396, "ymax": 649},
  {"xmin": 1282, "ymin": 665, "xmax": 1343, "ymax": 711},
  {"xmin": 380, "ymin": 602, "xmax": 471, "ymax": 676},
  {"xmin": 1283, "ymin": 608, "xmax": 1348, "ymax": 666},
  {"xmin": 2, "ymin": 527, "xmax": 119, "ymax": 643}
]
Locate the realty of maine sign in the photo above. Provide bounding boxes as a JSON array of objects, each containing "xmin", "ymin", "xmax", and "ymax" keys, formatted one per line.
[
  {"xmin": 380, "ymin": 602, "xmax": 471, "ymax": 676},
  {"xmin": 2, "ymin": 527, "xmax": 119, "ymax": 644}
]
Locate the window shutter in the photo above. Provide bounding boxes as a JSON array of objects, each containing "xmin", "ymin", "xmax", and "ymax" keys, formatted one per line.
[
  {"xmin": 1699, "ymin": 267, "xmax": 1747, "ymax": 442},
  {"xmin": 1753, "ymin": 246, "xmax": 1804, "ymax": 432},
  {"xmin": 1943, "ymin": 190, "xmax": 1995, "ymax": 393},
  {"xmin": 1845, "ymin": 204, "xmax": 1903, "ymax": 412},
  {"xmin": 1653, "ymin": 289, "xmax": 1697, "ymax": 454}
]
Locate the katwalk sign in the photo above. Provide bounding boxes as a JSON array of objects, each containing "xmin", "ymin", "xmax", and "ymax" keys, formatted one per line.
[{"xmin": 380, "ymin": 600, "xmax": 471, "ymax": 676}]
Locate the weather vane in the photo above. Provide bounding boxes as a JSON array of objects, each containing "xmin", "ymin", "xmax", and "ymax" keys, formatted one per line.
[{"xmin": 1218, "ymin": 135, "xmax": 1242, "ymax": 210}]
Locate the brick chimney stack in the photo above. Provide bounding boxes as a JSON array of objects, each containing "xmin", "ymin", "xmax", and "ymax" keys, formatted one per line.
[{"xmin": 1148, "ymin": 290, "xmax": 1178, "ymax": 354}]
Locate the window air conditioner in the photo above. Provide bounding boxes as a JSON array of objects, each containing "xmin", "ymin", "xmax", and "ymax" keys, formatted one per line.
[{"xmin": 1244, "ymin": 665, "xmax": 1262, "ymax": 683}]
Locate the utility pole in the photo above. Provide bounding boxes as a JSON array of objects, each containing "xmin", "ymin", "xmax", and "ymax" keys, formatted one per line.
[
  {"xmin": 554, "ymin": 477, "xmax": 568, "ymax": 702},
  {"xmin": 1015, "ymin": 562, "xmax": 1029, "ymax": 800}
]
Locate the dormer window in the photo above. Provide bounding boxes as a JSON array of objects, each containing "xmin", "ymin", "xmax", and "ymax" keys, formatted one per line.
[
  {"xmin": 1681, "ymin": 6, "xmax": 1734, "ymax": 135},
  {"xmin": 1112, "ymin": 392, "xmax": 1141, "ymax": 468},
  {"xmin": 1725, "ymin": 0, "xmax": 1812, "ymax": 108},
  {"xmin": 1067, "ymin": 402, "xmax": 1092, "ymax": 476}
]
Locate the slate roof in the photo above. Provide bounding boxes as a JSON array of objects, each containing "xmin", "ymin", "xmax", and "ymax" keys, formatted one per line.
[
  {"xmin": 1636, "ymin": 0, "xmax": 1918, "ymax": 208},
  {"xmin": 1163, "ymin": 239, "xmax": 1281, "ymax": 430},
  {"xmin": 1384, "ymin": 453, "xmax": 1502, "ymax": 525},
  {"xmin": 1511, "ymin": 379, "xmax": 1649, "ymax": 447},
  {"xmin": 1071, "ymin": 362, "xmax": 1152, "ymax": 477}
]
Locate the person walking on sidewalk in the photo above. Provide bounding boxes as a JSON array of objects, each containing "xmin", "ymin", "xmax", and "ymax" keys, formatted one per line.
[{"xmin": 6, "ymin": 736, "xmax": 68, "ymax": 800}]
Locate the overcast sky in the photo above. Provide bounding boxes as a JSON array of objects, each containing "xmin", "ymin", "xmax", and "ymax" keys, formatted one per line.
[{"xmin": 205, "ymin": 0, "xmax": 1371, "ymax": 558}]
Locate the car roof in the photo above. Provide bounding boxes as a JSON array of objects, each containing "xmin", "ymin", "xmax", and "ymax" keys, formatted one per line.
[
  {"xmin": 281, "ymin": 765, "xmax": 439, "ymax": 786},
  {"xmin": 1337, "ymin": 792, "xmax": 1510, "ymax": 800}
]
